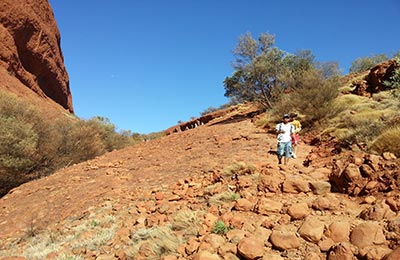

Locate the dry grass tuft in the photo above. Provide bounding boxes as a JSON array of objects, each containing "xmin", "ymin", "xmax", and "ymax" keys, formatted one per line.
[
  {"xmin": 222, "ymin": 161, "xmax": 256, "ymax": 177},
  {"xmin": 127, "ymin": 226, "xmax": 181, "ymax": 260},
  {"xmin": 370, "ymin": 125, "xmax": 400, "ymax": 157},
  {"xmin": 171, "ymin": 210, "xmax": 200, "ymax": 236},
  {"xmin": 209, "ymin": 190, "xmax": 240, "ymax": 205}
]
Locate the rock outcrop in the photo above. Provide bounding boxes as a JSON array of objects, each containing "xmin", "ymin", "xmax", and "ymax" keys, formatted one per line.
[
  {"xmin": 351, "ymin": 60, "xmax": 397, "ymax": 97},
  {"xmin": 0, "ymin": 0, "xmax": 73, "ymax": 112}
]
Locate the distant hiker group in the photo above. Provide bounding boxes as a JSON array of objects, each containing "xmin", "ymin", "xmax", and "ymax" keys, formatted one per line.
[{"xmin": 275, "ymin": 113, "xmax": 302, "ymax": 165}]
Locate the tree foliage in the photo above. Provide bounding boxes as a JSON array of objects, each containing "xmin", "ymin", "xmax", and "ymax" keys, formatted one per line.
[
  {"xmin": 273, "ymin": 69, "xmax": 340, "ymax": 127},
  {"xmin": 223, "ymin": 32, "xmax": 340, "ymax": 110},
  {"xmin": 224, "ymin": 32, "xmax": 289, "ymax": 108},
  {"xmin": 349, "ymin": 54, "xmax": 388, "ymax": 73}
]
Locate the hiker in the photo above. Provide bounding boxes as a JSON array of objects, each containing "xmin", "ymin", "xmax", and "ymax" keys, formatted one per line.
[
  {"xmin": 276, "ymin": 114, "xmax": 295, "ymax": 165},
  {"xmin": 290, "ymin": 113, "xmax": 302, "ymax": 158}
]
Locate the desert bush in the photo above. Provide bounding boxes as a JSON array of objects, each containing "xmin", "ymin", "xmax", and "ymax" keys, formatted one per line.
[
  {"xmin": 0, "ymin": 91, "xmax": 56, "ymax": 193},
  {"xmin": 0, "ymin": 116, "xmax": 38, "ymax": 173},
  {"xmin": 273, "ymin": 69, "xmax": 340, "ymax": 128},
  {"xmin": 370, "ymin": 125, "xmax": 400, "ymax": 157},
  {"xmin": 53, "ymin": 119, "xmax": 106, "ymax": 165},
  {"xmin": 212, "ymin": 220, "xmax": 231, "ymax": 235},
  {"xmin": 85, "ymin": 117, "xmax": 134, "ymax": 151}
]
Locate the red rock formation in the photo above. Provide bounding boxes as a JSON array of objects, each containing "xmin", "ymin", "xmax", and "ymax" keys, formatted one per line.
[
  {"xmin": 367, "ymin": 60, "xmax": 396, "ymax": 92},
  {"xmin": 0, "ymin": 0, "xmax": 73, "ymax": 112},
  {"xmin": 351, "ymin": 60, "xmax": 397, "ymax": 97}
]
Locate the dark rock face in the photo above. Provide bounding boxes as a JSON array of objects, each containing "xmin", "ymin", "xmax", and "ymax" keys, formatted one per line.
[
  {"xmin": 351, "ymin": 60, "xmax": 397, "ymax": 97},
  {"xmin": 0, "ymin": 0, "xmax": 73, "ymax": 112}
]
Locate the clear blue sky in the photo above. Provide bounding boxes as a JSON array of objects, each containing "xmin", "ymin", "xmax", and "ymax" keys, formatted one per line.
[{"xmin": 48, "ymin": 0, "xmax": 400, "ymax": 134}]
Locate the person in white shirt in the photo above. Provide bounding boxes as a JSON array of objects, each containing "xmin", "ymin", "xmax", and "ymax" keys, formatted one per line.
[{"xmin": 275, "ymin": 114, "xmax": 295, "ymax": 165}]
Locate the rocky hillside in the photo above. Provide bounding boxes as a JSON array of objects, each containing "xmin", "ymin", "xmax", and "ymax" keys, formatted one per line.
[
  {"xmin": 0, "ymin": 0, "xmax": 73, "ymax": 112},
  {"xmin": 0, "ymin": 103, "xmax": 399, "ymax": 260}
]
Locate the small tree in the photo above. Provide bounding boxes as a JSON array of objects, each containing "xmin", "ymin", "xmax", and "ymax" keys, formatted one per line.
[{"xmin": 223, "ymin": 32, "xmax": 288, "ymax": 109}]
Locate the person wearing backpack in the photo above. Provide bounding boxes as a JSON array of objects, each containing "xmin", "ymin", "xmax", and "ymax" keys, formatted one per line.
[{"xmin": 275, "ymin": 114, "xmax": 295, "ymax": 165}]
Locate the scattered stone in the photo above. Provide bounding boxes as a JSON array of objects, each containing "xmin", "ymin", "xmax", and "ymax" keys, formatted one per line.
[
  {"xmin": 312, "ymin": 194, "xmax": 340, "ymax": 211},
  {"xmin": 382, "ymin": 152, "xmax": 396, "ymax": 160},
  {"xmin": 186, "ymin": 237, "xmax": 200, "ymax": 255},
  {"xmin": 256, "ymin": 198, "xmax": 283, "ymax": 215},
  {"xmin": 222, "ymin": 253, "xmax": 240, "ymax": 260},
  {"xmin": 161, "ymin": 256, "xmax": 178, "ymax": 260},
  {"xmin": 327, "ymin": 242, "xmax": 356, "ymax": 260},
  {"xmin": 287, "ymin": 202, "xmax": 310, "ymax": 220},
  {"xmin": 218, "ymin": 242, "xmax": 237, "ymax": 256},
  {"xmin": 269, "ymin": 230, "xmax": 301, "ymax": 251},
  {"xmin": 198, "ymin": 234, "xmax": 226, "ymax": 252},
  {"xmin": 257, "ymin": 175, "xmax": 282, "ymax": 193},
  {"xmin": 282, "ymin": 177, "xmax": 311, "ymax": 193},
  {"xmin": 226, "ymin": 229, "xmax": 246, "ymax": 244},
  {"xmin": 386, "ymin": 197, "xmax": 400, "ymax": 212},
  {"xmin": 319, "ymin": 238, "xmax": 335, "ymax": 252},
  {"xmin": 234, "ymin": 198, "xmax": 254, "ymax": 212},
  {"xmin": 350, "ymin": 222, "xmax": 386, "ymax": 248},
  {"xmin": 237, "ymin": 237, "xmax": 265, "ymax": 260},
  {"xmin": 298, "ymin": 217, "xmax": 325, "ymax": 243},
  {"xmin": 363, "ymin": 196, "xmax": 377, "ymax": 204},
  {"xmin": 359, "ymin": 246, "xmax": 392, "ymax": 260},
  {"xmin": 193, "ymin": 250, "xmax": 222, "ymax": 260},
  {"xmin": 310, "ymin": 181, "xmax": 331, "ymax": 195},
  {"xmin": 262, "ymin": 253, "xmax": 284, "ymax": 260},
  {"xmin": 304, "ymin": 252, "xmax": 323, "ymax": 260},
  {"xmin": 359, "ymin": 202, "xmax": 396, "ymax": 221},
  {"xmin": 384, "ymin": 246, "xmax": 400, "ymax": 260},
  {"xmin": 326, "ymin": 221, "xmax": 350, "ymax": 243},
  {"xmin": 343, "ymin": 164, "xmax": 362, "ymax": 182}
]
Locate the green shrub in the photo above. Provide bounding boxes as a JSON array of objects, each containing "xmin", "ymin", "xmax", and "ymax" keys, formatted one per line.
[
  {"xmin": 212, "ymin": 220, "xmax": 231, "ymax": 235},
  {"xmin": 273, "ymin": 69, "xmax": 340, "ymax": 128}
]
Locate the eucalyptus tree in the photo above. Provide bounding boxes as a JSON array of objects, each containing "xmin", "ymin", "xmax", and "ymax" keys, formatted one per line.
[{"xmin": 223, "ymin": 32, "xmax": 289, "ymax": 109}]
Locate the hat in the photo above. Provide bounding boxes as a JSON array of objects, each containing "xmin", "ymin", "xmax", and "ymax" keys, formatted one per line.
[{"xmin": 283, "ymin": 114, "xmax": 290, "ymax": 119}]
